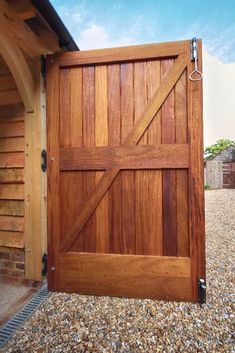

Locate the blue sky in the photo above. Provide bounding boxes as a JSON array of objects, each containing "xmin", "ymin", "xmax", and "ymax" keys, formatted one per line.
[
  {"xmin": 51, "ymin": 0, "xmax": 235, "ymax": 63},
  {"xmin": 51, "ymin": 0, "xmax": 235, "ymax": 146}
]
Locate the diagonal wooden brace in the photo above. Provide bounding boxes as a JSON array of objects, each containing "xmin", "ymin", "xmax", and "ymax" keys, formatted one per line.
[{"xmin": 64, "ymin": 54, "xmax": 188, "ymax": 251}]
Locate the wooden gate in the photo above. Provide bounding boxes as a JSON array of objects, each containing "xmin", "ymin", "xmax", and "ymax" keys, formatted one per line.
[{"xmin": 47, "ymin": 40, "xmax": 205, "ymax": 302}]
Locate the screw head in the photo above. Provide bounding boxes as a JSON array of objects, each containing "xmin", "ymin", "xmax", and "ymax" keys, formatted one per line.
[{"xmin": 51, "ymin": 267, "xmax": 55, "ymax": 271}]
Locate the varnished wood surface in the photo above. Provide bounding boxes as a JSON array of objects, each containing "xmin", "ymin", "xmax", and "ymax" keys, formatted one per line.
[
  {"xmin": 59, "ymin": 253, "xmax": 192, "ymax": 301},
  {"xmin": 47, "ymin": 40, "xmax": 205, "ymax": 301},
  {"xmin": 60, "ymin": 144, "xmax": 189, "ymax": 170}
]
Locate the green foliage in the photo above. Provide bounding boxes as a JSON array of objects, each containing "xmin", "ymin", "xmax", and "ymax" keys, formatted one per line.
[
  {"xmin": 204, "ymin": 139, "xmax": 235, "ymax": 160},
  {"xmin": 204, "ymin": 183, "xmax": 211, "ymax": 190}
]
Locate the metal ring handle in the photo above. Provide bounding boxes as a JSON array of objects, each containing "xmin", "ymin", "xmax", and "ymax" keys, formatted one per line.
[{"xmin": 189, "ymin": 69, "xmax": 203, "ymax": 81}]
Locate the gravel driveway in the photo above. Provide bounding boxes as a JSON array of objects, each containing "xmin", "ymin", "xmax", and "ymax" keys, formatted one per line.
[{"xmin": 4, "ymin": 189, "xmax": 235, "ymax": 352}]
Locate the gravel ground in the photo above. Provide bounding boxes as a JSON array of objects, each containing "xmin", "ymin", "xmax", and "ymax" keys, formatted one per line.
[{"xmin": 4, "ymin": 189, "xmax": 235, "ymax": 353}]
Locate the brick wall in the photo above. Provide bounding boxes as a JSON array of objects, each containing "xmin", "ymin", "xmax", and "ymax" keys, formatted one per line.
[{"xmin": 0, "ymin": 247, "xmax": 40, "ymax": 287}]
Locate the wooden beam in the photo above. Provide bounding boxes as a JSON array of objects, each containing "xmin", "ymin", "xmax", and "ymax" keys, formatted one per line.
[
  {"xmin": 25, "ymin": 59, "xmax": 47, "ymax": 281},
  {"xmin": 0, "ymin": 1, "xmax": 50, "ymax": 58},
  {"xmin": 7, "ymin": 0, "xmax": 36, "ymax": 20},
  {"xmin": 0, "ymin": 29, "xmax": 35, "ymax": 112},
  {"xmin": 60, "ymin": 144, "xmax": 190, "ymax": 170}
]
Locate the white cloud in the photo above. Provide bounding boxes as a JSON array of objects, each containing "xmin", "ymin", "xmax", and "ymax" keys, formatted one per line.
[
  {"xmin": 203, "ymin": 50, "xmax": 235, "ymax": 146},
  {"xmin": 78, "ymin": 23, "xmax": 137, "ymax": 50}
]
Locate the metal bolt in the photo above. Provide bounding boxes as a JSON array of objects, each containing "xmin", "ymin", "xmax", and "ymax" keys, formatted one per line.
[
  {"xmin": 51, "ymin": 157, "xmax": 54, "ymax": 161},
  {"xmin": 51, "ymin": 267, "xmax": 55, "ymax": 271}
]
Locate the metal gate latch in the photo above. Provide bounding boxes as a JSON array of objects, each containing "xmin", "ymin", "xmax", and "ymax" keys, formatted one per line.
[
  {"xmin": 189, "ymin": 37, "xmax": 203, "ymax": 81},
  {"xmin": 198, "ymin": 278, "xmax": 206, "ymax": 305},
  {"xmin": 41, "ymin": 149, "xmax": 47, "ymax": 172}
]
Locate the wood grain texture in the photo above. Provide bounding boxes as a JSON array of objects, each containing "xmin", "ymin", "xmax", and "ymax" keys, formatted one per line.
[
  {"xmin": 161, "ymin": 59, "xmax": 177, "ymax": 256},
  {"xmin": 134, "ymin": 61, "xmax": 148, "ymax": 255},
  {"xmin": 82, "ymin": 66, "xmax": 96, "ymax": 252},
  {"xmin": 107, "ymin": 64, "xmax": 122, "ymax": 253},
  {"xmin": 146, "ymin": 60, "xmax": 162, "ymax": 255},
  {"xmin": 187, "ymin": 40, "xmax": 205, "ymax": 301},
  {"xmin": 60, "ymin": 144, "xmax": 189, "ymax": 170},
  {"xmin": 61, "ymin": 67, "xmax": 84, "ymax": 252},
  {"xmin": 120, "ymin": 63, "xmax": 135, "ymax": 254},
  {"xmin": 0, "ymin": 121, "xmax": 24, "ymax": 138},
  {"xmin": 0, "ymin": 230, "xmax": 24, "ymax": 248},
  {"xmin": 95, "ymin": 65, "xmax": 109, "ymax": 253},
  {"xmin": 0, "ymin": 200, "xmax": 24, "ymax": 216},
  {"xmin": 0, "ymin": 152, "xmax": 24, "ymax": 168},
  {"xmin": 58, "ymin": 40, "xmax": 189, "ymax": 67},
  {"xmin": 47, "ymin": 40, "xmax": 205, "ymax": 302},
  {"xmin": 0, "ymin": 184, "xmax": 24, "ymax": 199},
  {"xmin": 59, "ymin": 253, "xmax": 192, "ymax": 301},
  {"xmin": 46, "ymin": 55, "xmax": 61, "ymax": 290},
  {"xmin": 0, "ymin": 168, "xmax": 24, "ymax": 183},
  {"xmin": 63, "ymin": 55, "xmax": 187, "ymax": 252},
  {"xmin": 175, "ymin": 70, "xmax": 189, "ymax": 257},
  {"xmin": 0, "ymin": 137, "xmax": 24, "ymax": 152},
  {"xmin": 0, "ymin": 215, "xmax": 24, "ymax": 232}
]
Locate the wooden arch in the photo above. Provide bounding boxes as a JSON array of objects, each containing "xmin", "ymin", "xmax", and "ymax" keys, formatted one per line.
[{"xmin": 0, "ymin": 30, "xmax": 35, "ymax": 112}]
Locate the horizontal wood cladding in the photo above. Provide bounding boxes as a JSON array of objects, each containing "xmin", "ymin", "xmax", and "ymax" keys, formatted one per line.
[
  {"xmin": 0, "ymin": 184, "xmax": 24, "ymax": 200},
  {"xmin": 60, "ymin": 144, "xmax": 189, "ymax": 170},
  {"xmin": 0, "ymin": 137, "xmax": 24, "ymax": 152},
  {"xmin": 0, "ymin": 230, "xmax": 24, "ymax": 248},
  {"xmin": 58, "ymin": 253, "xmax": 192, "ymax": 301},
  {"xmin": 0, "ymin": 103, "xmax": 25, "ymax": 241},
  {"xmin": 0, "ymin": 215, "xmax": 24, "ymax": 232},
  {"xmin": 0, "ymin": 90, "xmax": 22, "ymax": 107},
  {"xmin": 0, "ymin": 121, "xmax": 24, "ymax": 137},
  {"xmin": 0, "ymin": 200, "xmax": 24, "ymax": 216},
  {"xmin": 0, "ymin": 152, "xmax": 24, "ymax": 168},
  {"xmin": 0, "ymin": 75, "xmax": 17, "ymax": 91},
  {"xmin": 0, "ymin": 169, "xmax": 24, "ymax": 183}
]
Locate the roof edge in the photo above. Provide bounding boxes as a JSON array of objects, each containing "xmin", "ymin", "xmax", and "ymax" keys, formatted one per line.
[{"xmin": 32, "ymin": 0, "xmax": 79, "ymax": 52}]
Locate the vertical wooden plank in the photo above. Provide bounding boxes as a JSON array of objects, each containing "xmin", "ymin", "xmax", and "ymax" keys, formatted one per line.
[
  {"xmin": 82, "ymin": 66, "xmax": 96, "ymax": 252},
  {"xmin": 134, "ymin": 62, "xmax": 148, "ymax": 255},
  {"xmin": 107, "ymin": 64, "xmax": 122, "ymax": 254},
  {"xmin": 146, "ymin": 60, "xmax": 163, "ymax": 255},
  {"xmin": 59, "ymin": 68, "xmax": 73, "ymax": 251},
  {"xmin": 120, "ymin": 63, "xmax": 135, "ymax": 254},
  {"xmin": 175, "ymin": 70, "xmax": 189, "ymax": 257},
  {"xmin": 64, "ymin": 68, "xmax": 84, "ymax": 251},
  {"xmin": 59, "ymin": 69, "xmax": 70, "ymax": 148},
  {"xmin": 161, "ymin": 59, "xmax": 177, "ymax": 256},
  {"xmin": 188, "ymin": 40, "xmax": 205, "ymax": 301},
  {"xmin": 95, "ymin": 65, "xmax": 109, "ymax": 253},
  {"xmin": 46, "ymin": 55, "xmax": 60, "ymax": 289}
]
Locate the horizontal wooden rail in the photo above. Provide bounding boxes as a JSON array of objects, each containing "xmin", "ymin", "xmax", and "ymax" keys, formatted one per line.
[
  {"xmin": 60, "ymin": 144, "xmax": 189, "ymax": 170},
  {"xmin": 59, "ymin": 253, "xmax": 191, "ymax": 300},
  {"xmin": 57, "ymin": 40, "xmax": 189, "ymax": 67}
]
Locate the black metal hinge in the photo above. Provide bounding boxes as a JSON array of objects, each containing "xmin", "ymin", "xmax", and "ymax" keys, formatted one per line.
[
  {"xmin": 41, "ymin": 149, "xmax": 47, "ymax": 172},
  {"xmin": 42, "ymin": 253, "xmax": 48, "ymax": 276},
  {"xmin": 198, "ymin": 278, "xmax": 206, "ymax": 305},
  {"xmin": 41, "ymin": 55, "xmax": 46, "ymax": 79}
]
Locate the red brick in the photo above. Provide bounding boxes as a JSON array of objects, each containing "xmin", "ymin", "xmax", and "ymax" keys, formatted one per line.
[
  {"xmin": 11, "ymin": 253, "xmax": 25, "ymax": 262},
  {"xmin": 15, "ymin": 262, "xmax": 25, "ymax": 270},
  {"xmin": 1, "ymin": 260, "xmax": 14, "ymax": 268},
  {"xmin": 11, "ymin": 270, "xmax": 25, "ymax": 278},
  {"xmin": 0, "ymin": 251, "xmax": 10, "ymax": 260}
]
